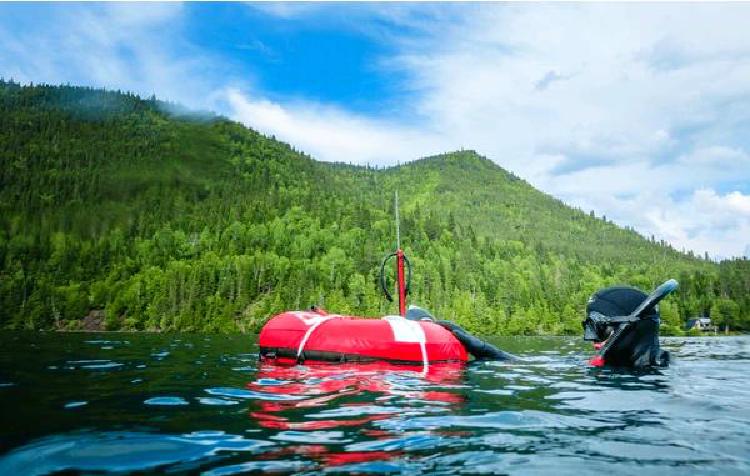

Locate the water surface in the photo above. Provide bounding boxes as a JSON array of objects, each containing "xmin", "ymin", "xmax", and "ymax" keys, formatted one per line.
[{"xmin": 0, "ymin": 333, "xmax": 748, "ymax": 475}]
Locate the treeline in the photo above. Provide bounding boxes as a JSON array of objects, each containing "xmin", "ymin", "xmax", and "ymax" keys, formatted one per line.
[{"xmin": 1, "ymin": 81, "xmax": 748, "ymax": 334}]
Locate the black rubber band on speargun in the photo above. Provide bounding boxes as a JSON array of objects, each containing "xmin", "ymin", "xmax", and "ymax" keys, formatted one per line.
[
  {"xmin": 380, "ymin": 252, "xmax": 412, "ymax": 302},
  {"xmin": 403, "ymin": 254, "xmax": 412, "ymax": 295},
  {"xmin": 380, "ymin": 253, "xmax": 396, "ymax": 302}
]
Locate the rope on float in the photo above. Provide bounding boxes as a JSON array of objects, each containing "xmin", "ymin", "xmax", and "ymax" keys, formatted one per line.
[{"xmin": 296, "ymin": 315, "xmax": 335, "ymax": 363}]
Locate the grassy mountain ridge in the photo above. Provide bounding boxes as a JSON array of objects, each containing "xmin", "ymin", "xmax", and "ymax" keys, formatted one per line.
[
  {"xmin": 384, "ymin": 151, "xmax": 695, "ymax": 266},
  {"xmin": 1, "ymin": 81, "xmax": 748, "ymax": 334}
]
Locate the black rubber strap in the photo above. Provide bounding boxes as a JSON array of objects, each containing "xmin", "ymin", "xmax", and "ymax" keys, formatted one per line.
[
  {"xmin": 587, "ymin": 311, "xmax": 642, "ymax": 324},
  {"xmin": 436, "ymin": 320, "xmax": 515, "ymax": 361},
  {"xmin": 380, "ymin": 252, "xmax": 413, "ymax": 301}
]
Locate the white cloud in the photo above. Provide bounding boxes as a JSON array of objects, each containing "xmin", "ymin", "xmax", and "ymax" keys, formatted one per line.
[
  {"xmin": 0, "ymin": 3, "xmax": 229, "ymax": 111},
  {"xmin": 649, "ymin": 189, "xmax": 750, "ymax": 259},
  {"xmin": 694, "ymin": 189, "xmax": 750, "ymax": 218},
  {"xmin": 225, "ymin": 88, "xmax": 449, "ymax": 166}
]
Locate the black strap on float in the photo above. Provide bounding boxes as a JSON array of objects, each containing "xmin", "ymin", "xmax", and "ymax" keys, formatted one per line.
[
  {"xmin": 379, "ymin": 252, "xmax": 411, "ymax": 302},
  {"xmin": 436, "ymin": 320, "xmax": 515, "ymax": 361}
]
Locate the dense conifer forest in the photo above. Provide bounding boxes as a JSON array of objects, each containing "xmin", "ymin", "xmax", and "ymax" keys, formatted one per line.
[{"xmin": 1, "ymin": 82, "xmax": 748, "ymax": 334}]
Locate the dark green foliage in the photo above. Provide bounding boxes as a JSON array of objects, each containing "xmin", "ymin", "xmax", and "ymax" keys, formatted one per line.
[{"xmin": 1, "ymin": 81, "xmax": 748, "ymax": 334}]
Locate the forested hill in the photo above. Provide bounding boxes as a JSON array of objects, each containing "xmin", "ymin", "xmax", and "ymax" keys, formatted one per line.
[{"xmin": 1, "ymin": 81, "xmax": 748, "ymax": 334}]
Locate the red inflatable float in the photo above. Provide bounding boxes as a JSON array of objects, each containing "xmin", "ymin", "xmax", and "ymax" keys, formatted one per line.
[
  {"xmin": 258, "ymin": 310, "xmax": 468, "ymax": 367},
  {"xmin": 260, "ymin": 193, "xmax": 473, "ymax": 369}
]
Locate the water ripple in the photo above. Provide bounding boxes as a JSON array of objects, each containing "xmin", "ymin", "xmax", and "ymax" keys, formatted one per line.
[
  {"xmin": 0, "ymin": 431, "xmax": 274, "ymax": 475},
  {"xmin": 197, "ymin": 397, "xmax": 240, "ymax": 406},
  {"xmin": 63, "ymin": 401, "xmax": 87, "ymax": 409},
  {"xmin": 205, "ymin": 460, "xmax": 314, "ymax": 476},
  {"xmin": 144, "ymin": 396, "xmax": 190, "ymax": 406},
  {"xmin": 205, "ymin": 387, "xmax": 305, "ymax": 401}
]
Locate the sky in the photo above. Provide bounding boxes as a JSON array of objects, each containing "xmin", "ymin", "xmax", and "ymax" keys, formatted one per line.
[{"xmin": 1, "ymin": 2, "xmax": 749, "ymax": 259}]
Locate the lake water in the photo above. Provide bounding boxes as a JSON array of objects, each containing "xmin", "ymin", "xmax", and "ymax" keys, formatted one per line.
[{"xmin": 0, "ymin": 332, "xmax": 748, "ymax": 475}]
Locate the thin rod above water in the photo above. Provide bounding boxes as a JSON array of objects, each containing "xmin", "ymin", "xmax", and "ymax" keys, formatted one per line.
[{"xmin": 395, "ymin": 191, "xmax": 401, "ymax": 250}]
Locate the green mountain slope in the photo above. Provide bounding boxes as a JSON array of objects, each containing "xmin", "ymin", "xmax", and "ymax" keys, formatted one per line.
[{"xmin": 1, "ymin": 81, "xmax": 748, "ymax": 334}]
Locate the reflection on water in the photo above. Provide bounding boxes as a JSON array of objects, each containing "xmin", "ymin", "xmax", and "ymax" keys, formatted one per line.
[{"xmin": 0, "ymin": 333, "xmax": 748, "ymax": 474}]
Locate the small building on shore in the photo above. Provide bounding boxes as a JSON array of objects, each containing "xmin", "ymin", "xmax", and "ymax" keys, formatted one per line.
[{"xmin": 685, "ymin": 317, "xmax": 718, "ymax": 332}]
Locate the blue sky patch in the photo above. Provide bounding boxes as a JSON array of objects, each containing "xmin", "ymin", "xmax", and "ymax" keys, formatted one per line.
[{"xmin": 183, "ymin": 3, "xmax": 409, "ymax": 116}]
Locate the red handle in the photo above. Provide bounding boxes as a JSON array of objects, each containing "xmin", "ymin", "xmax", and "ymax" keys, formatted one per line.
[{"xmin": 396, "ymin": 249, "xmax": 407, "ymax": 316}]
